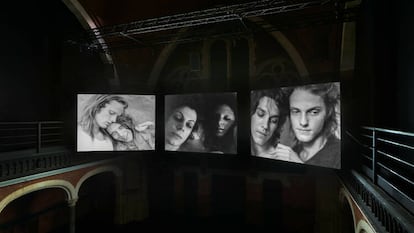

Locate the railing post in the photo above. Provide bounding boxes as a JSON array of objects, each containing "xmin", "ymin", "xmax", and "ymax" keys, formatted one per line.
[
  {"xmin": 37, "ymin": 122, "xmax": 41, "ymax": 153},
  {"xmin": 372, "ymin": 129, "xmax": 377, "ymax": 184}
]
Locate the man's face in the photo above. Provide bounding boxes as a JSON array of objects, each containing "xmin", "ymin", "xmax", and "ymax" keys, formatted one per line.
[
  {"xmin": 251, "ymin": 96, "xmax": 279, "ymax": 146},
  {"xmin": 289, "ymin": 89, "xmax": 327, "ymax": 143}
]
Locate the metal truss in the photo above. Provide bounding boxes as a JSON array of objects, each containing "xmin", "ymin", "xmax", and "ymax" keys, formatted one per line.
[
  {"xmin": 78, "ymin": 0, "xmax": 359, "ymax": 53},
  {"xmin": 87, "ymin": 0, "xmax": 336, "ymax": 38}
]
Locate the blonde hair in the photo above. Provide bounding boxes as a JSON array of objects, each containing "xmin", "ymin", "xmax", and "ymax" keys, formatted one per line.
[{"xmin": 79, "ymin": 95, "xmax": 128, "ymax": 140}]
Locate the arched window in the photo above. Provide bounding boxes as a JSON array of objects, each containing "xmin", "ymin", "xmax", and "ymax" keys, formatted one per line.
[
  {"xmin": 210, "ymin": 40, "xmax": 228, "ymax": 88},
  {"xmin": 231, "ymin": 38, "xmax": 250, "ymax": 87}
]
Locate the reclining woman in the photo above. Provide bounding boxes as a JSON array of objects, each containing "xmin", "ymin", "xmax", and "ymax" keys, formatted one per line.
[
  {"xmin": 77, "ymin": 95, "xmax": 128, "ymax": 151},
  {"xmin": 164, "ymin": 95, "xmax": 201, "ymax": 151},
  {"xmin": 203, "ymin": 94, "xmax": 237, "ymax": 154}
]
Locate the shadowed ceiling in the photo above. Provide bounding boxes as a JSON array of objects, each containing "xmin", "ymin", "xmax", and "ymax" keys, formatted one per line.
[{"xmin": 64, "ymin": 0, "xmax": 354, "ymax": 54}]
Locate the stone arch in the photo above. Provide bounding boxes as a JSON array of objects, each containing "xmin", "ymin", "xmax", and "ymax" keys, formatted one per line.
[
  {"xmin": 148, "ymin": 28, "xmax": 189, "ymax": 89},
  {"xmin": 75, "ymin": 165, "xmax": 123, "ymax": 224},
  {"xmin": 75, "ymin": 165, "xmax": 122, "ymax": 195},
  {"xmin": 0, "ymin": 180, "xmax": 76, "ymax": 214},
  {"xmin": 339, "ymin": 187, "xmax": 360, "ymax": 233},
  {"xmin": 209, "ymin": 39, "xmax": 230, "ymax": 83},
  {"xmin": 248, "ymin": 17, "xmax": 309, "ymax": 78},
  {"xmin": 339, "ymin": 188, "xmax": 357, "ymax": 230},
  {"xmin": 148, "ymin": 20, "xmax": 308, "ymax": 88},
  {"xmin": 340, "ymin": 0, "xmax": 360, "ymax": 73},
  {"xmin": 356, "ymin": 220, "xmax": 376, "ymax": 233},
  {"xmin": 62, "ymin": 0, "xmax": 114, "ymax": 64}
]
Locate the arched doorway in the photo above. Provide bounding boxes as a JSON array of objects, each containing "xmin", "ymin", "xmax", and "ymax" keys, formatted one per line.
[
  {"xmin": 76, "ymin": 172, "xmax": 117, "ymax": 232},
  {"xmin": 0, "ymin": 188, "xmax": 69, "ymax": 233}
]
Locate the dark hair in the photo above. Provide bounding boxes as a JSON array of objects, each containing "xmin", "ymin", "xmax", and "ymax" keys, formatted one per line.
[
  {"xmin": 250, "ymin": 89, "xmax": 288, "ymax": 146},
  {"xmin": 165, "ymin": 94, "xmax": 202, "ymax": 120},
  {"xmin": 206, "ymin": 93, "xmax": 237, "ymax": 129},
  {"xmin": 115, "ymin": 114, "xmax": 135, "ymax": 139},
  {"xmin": 165, "ymin": 94, "xmax": 202, "ymax": 148},
  {"xmin": 204, "ymin": 93, "xmax": 238, "ymax": 153},
  {"xmin": 286, "ymin": 82, "xmax": 340, "ymax": 137}
]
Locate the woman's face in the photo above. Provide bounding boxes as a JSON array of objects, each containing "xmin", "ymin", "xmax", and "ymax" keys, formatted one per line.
[
  {"xmin": 95, "ymin": 100, "xmax": 125, "ymax": 129},
  {"xmin": 107, "ymin": 122, "xmax": 133, "ymax": 142},
  {"xmin": 165, "ymin": 106, "xmax": 197, "ymax": 148},
  {"xmin": 251, "ymin": 96, "xmax": 280, "ymax": 146},
  {"xmin": 214, "ymin": 104, "xmax": 235, "ymax": 137}
]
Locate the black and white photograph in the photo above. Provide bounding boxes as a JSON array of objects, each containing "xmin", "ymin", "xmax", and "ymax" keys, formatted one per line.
[
  {"xmin": 250, "ymin": 82, "xmax": 341, "ymax": 169},
  {"xmin": 77, "ymin": 94, "xmax": 155, "ymax": 152},
  {"xmin": 165, "ymin": 93, "xmax": 237, "ymax": 154}
]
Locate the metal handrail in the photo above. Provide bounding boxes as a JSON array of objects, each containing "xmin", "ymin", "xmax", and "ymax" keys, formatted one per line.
[
  {"xmin": 377, "ymin": 150, "xmax": 414, "ymax": 169},
  {"xmin": 346, "ymin": 126, "xmax": 414, "ymax": 215},
  {"xmin": 0, "ymin": 121, "xmax": 63, "ymax": 125},
  {"xmin": 0, "ymin": 121, "xmax": 64, "ymax": 154},
  {"xmin": 377, "ymin": 138, "xmax": 414, "ymax": 150},
  {"xmin": 377, "ymin": 162, "xmax": 414, "ymax": 186},
  {"xmin": 0, "ymin": 121, "xmax": 130, "ymax": 184},
  {"xmin": 362, "ymin": 126, "xmax": 414, "ymax": 137}
]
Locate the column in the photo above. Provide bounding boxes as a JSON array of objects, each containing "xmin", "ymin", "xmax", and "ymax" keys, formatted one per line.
[
  {"xmin": 174, "ymin": 170, "xmax": 184, "ymax": 215},
  {"xmin": 314, "ymin": 171, "xmax": 341, "ymax": 233},
  {"xmin": 68, "ymin": 198, "xmax": 78, "ymax": 233},
  {"xmin": 114, "ymin": 173, "xmax": 123, "ymax": 225},
  {"xmin": 245, "ymin": 175, "xmax": 263, "ymax": 225},
  {"xmin": 197, "ymin": 173, "xmax": 211, "ymax": 217}
]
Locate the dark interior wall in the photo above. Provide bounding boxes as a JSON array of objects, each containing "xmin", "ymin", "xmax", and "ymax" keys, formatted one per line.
[
  {"xmin": 283, "ymin": 25, "xmax": 341, "ymax": 78},
  {"xmin": 0, "ymin": 0, "xmax": 109, "ymax": 148},
  {"xmin": 112, "ymin": 47, "xmax": 159, "ymax": 91},
  {"xmin": 0, "ymin": 1, "xmax": 81, "ymax": 122},
  {"xmin": 351, "ymin": 0, "xmax": 375, "ymax": 129},
  {"xmin": 354, "ymin": 0, "xmax": 414, "ymax": 132},
  {"xmin": 60, "ymin": 41, "xmax": 112, "ymax": 146},
  {"xmin": 1, "ymin": 0, "xmax": 411, "ymax": 138},
  {"xmin": 144, "ymin": 156, "xmax": 334, "ymax": 233},
  {"xmin": 396, "ymin": 1, "xmax": 414, "ymax": 131},
  {"xmin": 0, "ymin": 0, "xmax": 117, "ymax": 148}
]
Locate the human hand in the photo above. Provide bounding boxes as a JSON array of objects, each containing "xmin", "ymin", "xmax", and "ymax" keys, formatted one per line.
[
  {"xmin": 135, "ymin": 121, "xmax": 155, "ymax": 132},
  {"xmin": 273, "ymin": 143, "xmax": 303, "ymax": 163}
]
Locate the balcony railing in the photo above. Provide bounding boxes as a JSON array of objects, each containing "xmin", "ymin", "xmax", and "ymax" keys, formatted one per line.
[
  {"xmin": 0, "ymin": 121, "xmax": 64, "ymax": 153},
  {"xmin": 0, "ymin": 121, "xmax": 114, "ymax": 182},
  {"xmin": 355, "ymin": 127, "xmax": 414, "ymax": 214},
  {"xmin": 344, "ymin": 126, "xmax": 414, "ymax": 233}
]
